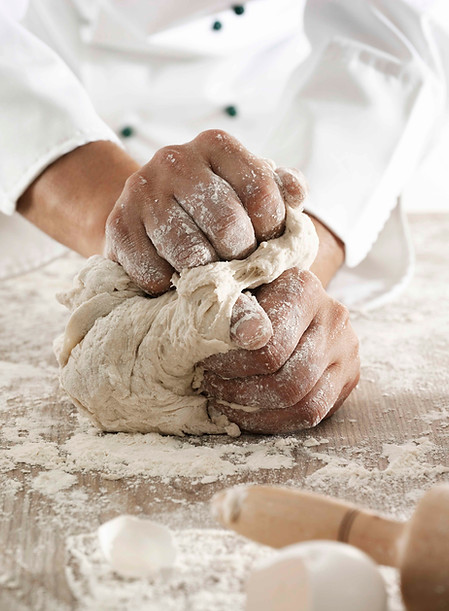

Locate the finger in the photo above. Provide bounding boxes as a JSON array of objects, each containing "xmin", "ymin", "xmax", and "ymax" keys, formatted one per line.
[
  {"xmin": 230, "ymin": 293, "xmax": 273, "ymax": 351},
  {"xmin": 143, "ymin": 195, "xmax": 218, "ymax": 271},
  {"xmin": 325, "ymin": 358, "xmax": 360, "ymax": 420},
  {"xmin": 163, "ymin": 150, "xmax": 256, "ymax": 259},
  {"xmin": 194, "ymin": 130, "xmax": 285, "ymax": 241},
  {"xmin": 201, "ymin": 319, "xmax": 329, "ymax": 409},
  {"xmin": 106, "ymin": 216, "xmax": 174, "ymax": 296},
  {"xmin": 176, "ymin": 170, "xmax": 256, "ymax": 260},
  {"xmin": 202, "ymin": 268, "xmax": 321, "ymax": 378},
  {"xmin": 145, "ymin": 145, "xmax": 257, "ymax": 260},
  {"xmin": 210, "ymin": 363, "xmax": 343, "ymax": 435},
  {"xmin": 275, "ymin": 167, "xmax": 308, "ymax": 209}
]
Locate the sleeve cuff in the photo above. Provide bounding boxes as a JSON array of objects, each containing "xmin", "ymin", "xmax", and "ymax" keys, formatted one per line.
[{"xmin": 0, "ymin": 128, "xmax": 123, "ymax": 216}]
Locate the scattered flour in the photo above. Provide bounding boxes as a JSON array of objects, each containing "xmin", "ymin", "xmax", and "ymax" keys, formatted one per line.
[
  {"xmin": 304, "ymin": 437, "xmax": 449, "ymax": 496},
  {"xmin": 31, "ymin": 470, "xmax": 77, "ymax": 495},
  {"xmin": 65, "ymin": 527, "xmax": 403, "ymax": 611},
  {"xmin": 1, "ymin": 216, "xmax": 448, "ymax": 611},
  {"xmin": 62, "ymin": 427, "xmax": 296, "ymax": 482},
  {"xmin": 65, "ymin": 529, "xmax": 272, "ymax": 611},
  {"xmin": 303, "ymin": 437, "xmax": 329, "ymax": 448},
  {"xmin": 0, "ymin": 420, "xmax": 296, "ymax": 484}
]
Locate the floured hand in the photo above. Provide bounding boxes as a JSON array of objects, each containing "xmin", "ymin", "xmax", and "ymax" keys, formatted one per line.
[
  {"xmin": 201, "ymin": 268, "xmax": 360, "ymax": 433},
  {"xmin": 105, "ymin": 129, "xmax": 307, "ymax": 349}
]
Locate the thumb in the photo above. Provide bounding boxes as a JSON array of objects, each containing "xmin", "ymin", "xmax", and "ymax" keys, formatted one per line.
[
  {"xmin": 275, "ymin": 167, "xmax": 308, "ymax": 208},
  {"xmin": 230, "ymin": 293, "xmax": 273, "ymax": 350}
]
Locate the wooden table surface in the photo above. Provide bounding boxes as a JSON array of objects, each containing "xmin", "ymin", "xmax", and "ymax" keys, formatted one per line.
[{"xmin": 0, "ymin": 214, "xmax": 448, "ymax": 610}]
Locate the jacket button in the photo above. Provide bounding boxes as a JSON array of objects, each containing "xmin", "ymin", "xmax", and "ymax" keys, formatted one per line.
[
  {"xmin": 120, "ymin": 126, "xmax": 134, "ymax": 138},
  {"xmin": 224, "ymin": 105, "xmax": 238, "ymax": 117},
  {"xmin": 232, "ymin": 5, "xmax": 245, "ymax": 15},
  {"xmin": 212, "ymin": 20, "xmax": 223, "ymax": 31}
]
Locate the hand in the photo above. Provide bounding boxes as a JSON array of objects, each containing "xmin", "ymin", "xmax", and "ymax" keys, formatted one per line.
[
  {"xmin": 18, "ymin": 137, "xmax": 307, "ymax": 352},
  {"xmin": 104, "ymin": 129, "xmax": 306, "ymax": 296},
  {"xmin": 201, "ymin": 268, "xmax": 360, "ymax": 434}
]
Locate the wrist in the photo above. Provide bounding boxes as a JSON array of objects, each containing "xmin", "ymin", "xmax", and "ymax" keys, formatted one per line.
[
  {"xmin": 18, "ymin": 141, "xmax": 139, "ymax": 257},
  {"xmin": 306, "ymin": 214, "xmax": 345, "ymax": 287}
]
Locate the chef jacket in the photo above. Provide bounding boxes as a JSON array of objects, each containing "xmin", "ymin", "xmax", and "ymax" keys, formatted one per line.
[{"xmin": 0, "ymin": 0, "xmax": 447, "ymax": 309}]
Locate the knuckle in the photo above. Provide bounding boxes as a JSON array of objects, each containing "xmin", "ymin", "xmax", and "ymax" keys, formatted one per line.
[
  {"xmin": 105, "ymin": 210, "xmax": 127, "ymax": 245},
  {"xmin": 351, "ymin": 335, "xmax": 360, "ymax": 359},
  {"xmin": 195, "ymin": 128, "xmax": 233, "ymax": 148},
  {"xmin": 332, "ymin": 301, "xmax": 350, "ymax": 327},
  {"xmin": 123, "ymin": 172, "xmax": 148, "ymax": 194},
  {"xmin": 299, "ymin": 269, "xmax": 321, "ymax": 295},
  {"xmin": 152, "ymin": 146, "xmax": 185, "ymax": 170}
]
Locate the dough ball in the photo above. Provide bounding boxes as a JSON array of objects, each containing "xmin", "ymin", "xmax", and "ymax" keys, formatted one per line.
[{"xmin": 55, "ymin": 206, "xmax": 318, "ymax": 436}]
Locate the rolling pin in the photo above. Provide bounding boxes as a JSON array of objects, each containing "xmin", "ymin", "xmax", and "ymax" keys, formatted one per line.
[{"xmin": 211, "ymin": 484, "xmax": 449, "ymax": 611}]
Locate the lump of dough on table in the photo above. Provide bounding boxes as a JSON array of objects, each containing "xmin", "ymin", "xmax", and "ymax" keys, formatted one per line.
[{"xmin": 54, "ymin": 204, "xmax": 318, "ymax": 436}]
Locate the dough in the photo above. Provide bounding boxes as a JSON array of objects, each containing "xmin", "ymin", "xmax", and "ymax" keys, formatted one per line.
[{"xmin": 54, "ymin": 204, "xmax": 318, "ymax": 436}]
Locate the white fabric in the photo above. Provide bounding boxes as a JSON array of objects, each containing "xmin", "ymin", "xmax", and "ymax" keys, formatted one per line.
[{"xmin": 0, "ymin": 0, "xmax": 447, "ymax": 307}]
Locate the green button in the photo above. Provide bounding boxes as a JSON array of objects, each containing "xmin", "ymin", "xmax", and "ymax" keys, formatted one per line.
[
  {"xmin": 120, "ymin": 126, "xmax": 134, "ymax": 138},
  {"xmin": 224, "ymin": 105, "xmax": 238, "ymax": 117},
  {"xmin": 233, "ymin": 5, "xmax": 245, "ymax": 15},
  {"xmin": 212, "ymin": 20, "xmax": 223, "ymax": 30}
]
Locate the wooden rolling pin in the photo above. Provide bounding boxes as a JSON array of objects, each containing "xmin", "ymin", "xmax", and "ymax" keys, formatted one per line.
[{"xmin": 211, "ymin": 484, "xmax": 449, "ymax": 611}]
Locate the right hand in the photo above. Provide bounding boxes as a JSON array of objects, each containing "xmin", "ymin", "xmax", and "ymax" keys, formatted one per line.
[
  {"xmin": 105, "ymin": 129, "xmax": 308, "ymax": 350},
  {"xmin": 201, "ymin": 268, "xmax": 360, "ymax": 433}
]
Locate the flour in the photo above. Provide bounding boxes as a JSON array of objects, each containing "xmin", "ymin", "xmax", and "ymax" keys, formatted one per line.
[
  {"xmin": 55, "ymin": 204, "xmax": 318, "ymax": 436},
  {"xmin": 65, "ymin": 528, "xmax": 273, "ymax": 611},
  {"xmin": 304, "ymin": 437, "xmax": 449, "ymax": 503},
  {"xmin": 31, "ymin": 470, "xmax": 77, "ymax": 495},
  {"xmin": 0, "ymin": 418, "xmax": 296, "ymax": 484},
  {"xmin": 1, "ymin": 216, "xmax": 448, "ymax": 611},
  {"xmin": 303, "ymin": 437, "xmax": 329, "ymax": 447},
  {"xmin": 65, "ymin": 527, "xmax": 403, "ymax": 611}
]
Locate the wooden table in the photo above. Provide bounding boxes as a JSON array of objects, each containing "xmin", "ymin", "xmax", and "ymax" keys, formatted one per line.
[{"xmin": 1, "ymin": 214, "xmax": 448, "ymax": 610}]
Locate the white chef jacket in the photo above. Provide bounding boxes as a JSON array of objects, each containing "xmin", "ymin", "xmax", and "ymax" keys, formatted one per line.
[{"xmin": 0, "ymin": 0, "xmax": 447, "ymax": 309}]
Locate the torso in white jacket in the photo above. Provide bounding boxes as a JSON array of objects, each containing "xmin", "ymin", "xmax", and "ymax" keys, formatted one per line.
[{"xmin": 0, "ymin": 0, "xmax": 446, "ymax": 308}]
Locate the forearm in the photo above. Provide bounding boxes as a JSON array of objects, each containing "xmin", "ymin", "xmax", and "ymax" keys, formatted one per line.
[
  {"xmin": 307, "ymin": 214, "xmax": 345, "ymax": 287},
  {"xmin": 17, "ymin": 141, "xmax": 139, "ymax": 256}
]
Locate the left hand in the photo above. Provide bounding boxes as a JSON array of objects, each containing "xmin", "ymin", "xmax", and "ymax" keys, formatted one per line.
[{"xmin": 200, "ymin": 268, "xmax": 360, "ymax": 434}]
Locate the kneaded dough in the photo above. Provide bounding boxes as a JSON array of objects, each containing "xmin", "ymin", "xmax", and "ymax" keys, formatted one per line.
[{"xmin": 54, "ymin": 204, "xmax": 318, "ymax": 436}]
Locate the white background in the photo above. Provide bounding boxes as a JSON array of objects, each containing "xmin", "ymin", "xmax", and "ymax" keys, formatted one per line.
[{"xmin": 404, "ymin": 0, "xmax": 449, "ymax": 212}]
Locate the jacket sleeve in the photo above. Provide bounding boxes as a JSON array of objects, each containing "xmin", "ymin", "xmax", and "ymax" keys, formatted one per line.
[
  {"xmin": 297, "ymin": 0, "xmax": 446, "ymax": 268},
  {"xmin": 0, "ymin": 3, "xmax": 122, "ymax": 215}
]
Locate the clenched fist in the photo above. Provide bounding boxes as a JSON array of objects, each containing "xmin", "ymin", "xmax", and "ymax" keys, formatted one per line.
[
  {"xmin": 105, "ymin": 129, "xmax": 305, "ymax": 295},
  {"xmin": 201, "ymin": 268, "xmax": 360, "ymax": 433},
  {"xmin": 105, "ymin": 129, "xmax": 307, "ymax": 349}
]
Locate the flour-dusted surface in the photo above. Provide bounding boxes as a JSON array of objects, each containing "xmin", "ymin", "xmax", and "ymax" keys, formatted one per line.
[
  {"xmin": 0, "ymin": 214, "xmax": 448, "ymax": 610},
  {"xmin": 55, "ymin": 205, "xmax": 318, "ymax": 436}
]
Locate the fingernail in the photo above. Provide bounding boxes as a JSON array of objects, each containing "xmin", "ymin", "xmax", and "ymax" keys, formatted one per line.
[{"xmin": 231, "ymin": 310, "xmax": 273, "ymax": 350}]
